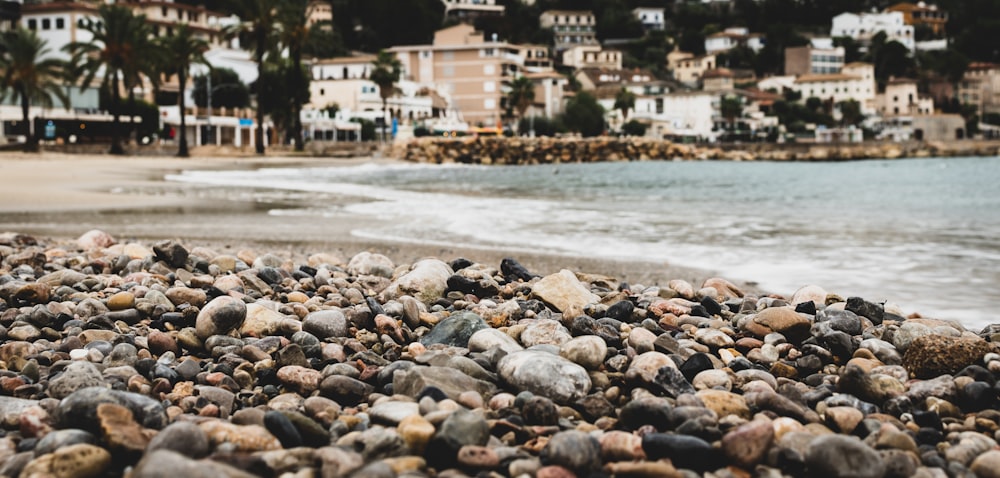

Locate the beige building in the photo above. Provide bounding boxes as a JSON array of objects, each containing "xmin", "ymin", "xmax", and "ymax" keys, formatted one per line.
[
  {"xmin": 785, "ymin": 44, "xmax": 845, "ymax": 76},
  {"xmin": 390, "ymin": 24, "xmax": 555, "ymax": 125},
  {"xmin": 668, "ymin": 50, "xmax": 717, "ymax": 86},
  {"xmin": 562, "ymin": 45, "xmax": 622, "ymax": 70},
  {"xmin": 540, "ymin": 10, "xmax": 597, "ymax": 52},
  {"xmin": 122, "ymin": 1, "xmax": 235, "ymax": 47},
  {"xmin": 877, "ymin": 78, "xmax": 934, "ymax": 116},
  {"xmin": 959, "ymin": 63, "xmax": 1000, "ymax": 116},
  {"xmin": 306, "ymin": 0, "xmax": 332, "ymax": 28},
  {"xmin": 701, "ymin": 68, "xmax": 735, "ymax": 92}
]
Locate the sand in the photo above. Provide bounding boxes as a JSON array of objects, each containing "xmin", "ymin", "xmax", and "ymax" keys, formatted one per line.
[{"xmin": 0, "ymin": 151, "xmax": 746, "ymax": 290}]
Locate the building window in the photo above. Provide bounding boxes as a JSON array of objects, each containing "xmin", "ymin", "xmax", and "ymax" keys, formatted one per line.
[
  {"xmin": 319, "ymin": 88, "xmax": 325, "ymax": 95},
  {"xmin": 56, "ymin": 18, "xmax": 65, "ymax": 29},
  {"xmin": 162, "ymin": 6, "xmax": 168, "ymax": 17},
  {"xmin": 442, "ymin": 51, "xmax": 454, "ymax": 61},
  {"xmin": 42, "ymin": 18, "xmax": 51, "ymax": 30},
  {"xmin": 485, "ymin": 98, "xmax": 496, "ymax": 109},
  {"xmin": 442, "ymin": 66, "xmax": 455, "ymax": 77},
  {"xmin": 27, "ymin": 19, "xmax": 37, "ymax": 30},
  {"xmin": 484, "ymin": 81, "xmax": 495, "ymax": 92},
  {"xmin": 484, "ymin": 64, "xmax": 495, "ymax": 75},
  {"xmin": 482, "ymin": 48, "xmax": 496, "ymax": 57}
]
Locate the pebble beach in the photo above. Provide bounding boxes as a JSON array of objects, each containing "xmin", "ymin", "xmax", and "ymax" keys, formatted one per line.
[{"xmin": 1, "ymin": 153, "xmax": 999, "ymax": 478}]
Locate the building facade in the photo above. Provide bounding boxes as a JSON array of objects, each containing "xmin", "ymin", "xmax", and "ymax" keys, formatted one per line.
[
  {"xmin": 390, "ymin": 24, "xmax": 554, "ymax": 125},
  {"xmin": 632, "ymin": 7, "xmax": 664, "ymax": 31},
  {"xmin": 561, "ymin": 45, "xmax": 622, "ymax": 70},
  {"xmin": 668, "ymin": 50, "xmax": 717, "ymax": 86},
  {"xmin": 831, "ymin": 11, "xmax": 914, "ymax": 51},
  {"xmin": 442, "ymin": 0, "xmax": 505, "ymax": 20},
  {"xmin": 704, "ymin": 27, "xmax": 765, "ymax": 55},
  {"xmin": 539, "ymin": 10, "xmax": 597, "ymax": 52},
  {"xmin": 886, "ymin": 2, "xmax": 947, "ymax": 35},
  {"xmin": 784, "ymin": 44, "xmax": 845, "ymax": 76}
]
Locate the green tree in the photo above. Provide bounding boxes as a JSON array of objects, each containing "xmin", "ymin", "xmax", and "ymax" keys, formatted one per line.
[
  {"xmin": 256, "ymin": 58, "xmax": 311, "ymax": 146},
  {"xmin": 65, "ymin": 5, "xmax": 145, "ymax": 155},
  {"xmin": 0, "ymin": 28, "xmax": 70, "ymax": 152},
  {"xmin": 507, "ymin": 76, "xmax": 535, "ymax": 131},
  {"xmin": 193, "ymin": 68, "xmax": 250, "ymax": 109},
  {"xmin": 303, "ymin": 22, "xmax": 347, "ymax": 59},
  {"xmin": 622, "ymin": 120, "xmax": 647, "ymax": 137},
  {"xmin": 121, "ymin": 17, "xmax": 161, "ymax": 146},
  {"xmin": 561, "ymin": 91, "xmax": 605, "ymax": 137},
  {"xmin": 833, "ymin": 36, "xmax": 863, "ymax": 64},
  {"xmin": 613, "ymin": 87, "xmax": 636, "ymax": 123},
  {"xmin": 276, "ymin": 0, "xmax": 309, "ymax": 151},
  {"xmin": 159, "ymin": 24, "xmax": 209, "ymax": 157},
  {"xmin": 837, "ymin": 99, "xmax": 864, "ymax": 127},
  {"xmin": 370, "ymin": 50, "xmax": 401, "ymax": 141},
  {"xmin": 720, "ymin": 95, "xmax": 743, "ymax": 130},
  {"xmin": 226, "ymin": 0, "xmax": 280, "ymax": 154}
]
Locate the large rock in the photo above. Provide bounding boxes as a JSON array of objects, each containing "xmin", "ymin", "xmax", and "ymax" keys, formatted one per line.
[
  {"xmin": 195, "ymin": 296, "xmax": 247, "ymax": 340},
  {"xmin": 902, "ymin": 334, "xmax": 992, "ymax": 379},
  {"xmin": 380, "ymin": 259, "xmax": 453, "ymax": 305},
  {"xmin": 498, "ymin": 350, "xmax": 591, "ymax": 403},
  {"xmin": 419, "ymin": 311, "xmax": 487, "ymax": 347},
  {"xmin": 805, "ymin": 434, "xmax": 885, "ymax": 478},
  {"xmin": 302, "ymin": 309, "xmax": 349, "ymax": 339},
  {"xmin": 531, "ymin": 269, "xmax": 600, "ymax": 317},
  {"xmin": 393, "ymin": 366, "xmax": 497, "ymax": 401},
  {"xmin": 48, "ymin": 361, "xmax": 108, "ymax": 399},
  {"xmin": 347, "ymin": 252, "xmax": 395, "ymax": 278},
  {"xmin": 745, "ymin": 307, "xmax": 812, "ymax": 343},
  {"xmin": 240, "ymin": 303, "xmax": 300, "ymax": 337},
  {"xmin": 57, "ymin": 387, "xmax": 168, "ymax": 432}
]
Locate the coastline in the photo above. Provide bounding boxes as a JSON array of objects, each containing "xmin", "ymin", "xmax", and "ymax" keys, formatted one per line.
[{"xmin": 0, "ymin": 151, "xmax": 727, "ymax": 291}]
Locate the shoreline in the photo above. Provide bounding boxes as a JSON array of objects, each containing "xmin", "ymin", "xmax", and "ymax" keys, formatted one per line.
[{"xmin": 0, "ymin": 151, "xmax": 730, "ymax": 291}]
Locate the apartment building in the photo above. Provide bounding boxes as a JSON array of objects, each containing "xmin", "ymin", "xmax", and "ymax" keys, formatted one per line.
[
  {"xmin": 127, "ymin": 1, "xmax": 238, "ymax": 47},
  {"xmin": 539, "ymin": 10, "xmax": 597, "ymax": 52},
  {"xmin": 791, "ymin": 67, "xmax": 876, "ymax": 114},
  {"xmin": 562, "ymin": 45, "xmax": 622, "ymax": 70},
  {"xmin": 785, "ymin": 41, "xmax": 846, "ymax": 76},
  {"xmin": 831, "ymin": 11, "xmax": 914, "ymax": 51},
  {"xmin": 959, "ymin": 63, "xmax": 1000, "ymax": 116},
  {"xmin": 390, "ymin": 24, "xmax": 552, "ymax": 125}
]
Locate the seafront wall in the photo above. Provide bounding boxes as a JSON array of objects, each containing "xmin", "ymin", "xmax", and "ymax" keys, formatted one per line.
[{"xmin": 397, "ymin": 137, "xmax": 1000, "ymax": 164}]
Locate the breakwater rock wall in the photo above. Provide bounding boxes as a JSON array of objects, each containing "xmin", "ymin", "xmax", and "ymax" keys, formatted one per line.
[{"xmin": 397, "ymin": 137, "xmax": 1000, "ymax": 164}]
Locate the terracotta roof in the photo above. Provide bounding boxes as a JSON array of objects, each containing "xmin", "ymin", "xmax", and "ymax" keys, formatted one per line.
[
  {"xmin": 314, "ymin": 55, "xmax": 377, "ymax": 65},
  {"xmin": 702, "ymin": 68, "xmax": 734, "ymax": 79}
]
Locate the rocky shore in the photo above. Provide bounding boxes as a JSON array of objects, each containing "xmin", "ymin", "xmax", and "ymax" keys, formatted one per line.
[
  {"xmin": 1, "ymin": 230, "xmax": 999, "ymax": 478},
  {"xmin": 398, "ymin": 137, "xmax": 1000, "ymax": 164}
]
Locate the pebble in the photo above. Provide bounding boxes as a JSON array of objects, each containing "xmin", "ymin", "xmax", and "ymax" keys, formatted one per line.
[{"xmin": 0, "ymin": 233, "xmax": 997, "ymax": 478}]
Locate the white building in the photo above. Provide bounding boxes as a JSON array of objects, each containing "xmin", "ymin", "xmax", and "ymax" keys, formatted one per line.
[
  {"xmin": 877, "ymin": 78, "xmax": 934, "ymax": 116},
  {"xmin": 704, "ymin": 27, "xmax": 765, "ymax": 55},
  {"xmin": 831, "ymin": 11, "xmax": 914, "ymax": 51},
  {"xmin": 442, "ymin": 0, "xmax": 505, "ymax": 19},
  {"xmin": 652, "ymin": 92, "xmax": 719, "ymax": 140},
  {"xmin": 632, "ymin": 7, "xmax": 665, "ymax": 31},
  {"xmin": 792, "ymin": 68, "xmax": 876, "ymax": 115}
]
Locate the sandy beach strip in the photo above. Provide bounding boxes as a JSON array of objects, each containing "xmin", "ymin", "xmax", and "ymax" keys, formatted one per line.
[{"xmin": 0, "ymin": 151, "xmax": 741, "ymax": 291}]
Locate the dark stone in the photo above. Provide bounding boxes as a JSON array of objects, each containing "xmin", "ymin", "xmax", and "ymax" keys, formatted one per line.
[
  {"xmin": 689, "ymin": 304, "xmax": 710, "ymax": 318},
  {"xmin": 957, "ymin": 381, "xmax": 996, "ymax": 412},
  {"xmin": 956, "ymin": 365, "xmax": 996, "ymax": 385},
  {"xmin": 794, "ymin": 300, "xmax": 816, "ymax": 315},
  {"xmin": 446, "ymin": 275, "xmax": 499, "ymax": 299},
  {"xmin": 680, "ymin": 353, "xmax": 714, "ymax": 382},
  {"xmin": 569, "ymin": 316, "xmax": 620, "ymax": 347},
  {"xmin": 319, "ymin": 376, "xmax": 374, "ymax": 405},
  {"xmin": 911, "ymin": 410, "xmax": 943, "ymax": 431},
  {"xmin": 540, "ymin": 430, "xmax": 602, "ymax": 475},
  {"xmin": 33, "ymin": 429, "xmax": 98, "ymax": 455},
  {"xmin": 618, "ymin": 397, "xmax": 671, "ymax": 431},
  {"xmin": 915, "ymin": 427, "xmax": 944, "ymax": 446},
  {"xmin": 728, "ymin": 357, "xmax": 753, "ymax": 372},
  {"xmin": 450, "ymin": 258, "xmax": 474, "ymax": 271},
  {"xmin": 805, "ymin": 434, "xmax": 885, "ymax": 478},
  {"xmin": 153, "ymin": 241, "xmax": 189, "ymax": 269},
  {"xmin": 500, "ymin": 258, "xmax": 534, "ymax": 283},
  {"xmin": 522, "ymin": 396, "xmax": 559, "ymax": 426},
  {"xmin": 817, "ymin": 309, "xmax": 863, "ymax": 336},
  {"xmin": 264, "ymin": 410, "xmax": 303, "ymax": 448},
  {"xmin": 419, "ymin": 311, "xmax": 487, "ymax": 348},
  {"xmin": 651, "ymin": 366, "xmax": 695, "ymax": 399},
  {"xmin": 146, "ymin": 421, "xmax": 210, "ymax": 458},
  {"xmin": 846, "ymin": 297, "xmax": 884, "ymax": 325},
  {"xmin": 573, "ymin": 393, "xmax": 615, "ymax": 421},
  {"xmin": 428, "ymin": 408, "xmax": 489, "ymax": 468},
  {"xmin": 700, "ymin": 296, "xmax": 723, "ymax": 316},
  {"xmin": 642, "ymin": 433, "xmax": 715, "ymax": 471},
  {"xmin": 605, "ymin": 300, "xmax": 634, "ymax": 322},
  {"xmin": 278, "ymin": 410, "xmax": 330, "ymax": 447},
  {"xmin": 365, "ymin": 297, "xmax": 385, "ymax": 317},
  {"xmin": 57, "ymin": 387, "xmax": 168, "ymax": 432}
]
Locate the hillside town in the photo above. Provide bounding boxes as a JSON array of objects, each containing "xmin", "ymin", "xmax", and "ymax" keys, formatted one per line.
[{"xmin": 1, "ymin": 0, "xmax": 999, "ymax": 152}]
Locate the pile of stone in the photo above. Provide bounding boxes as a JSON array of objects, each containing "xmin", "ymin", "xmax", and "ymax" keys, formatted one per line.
[{"xmin": 0, "ymin": 230, "xmax": 999, "ymax": 478}]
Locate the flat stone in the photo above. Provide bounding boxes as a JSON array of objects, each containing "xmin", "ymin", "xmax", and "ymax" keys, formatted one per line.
[
  {"xmin": 531, "ymin": 269, "xmax": 600, "ymax": 317},
  {"xmin": 498, "ymin": 350, "xmax": 591, "ymax": 404}
]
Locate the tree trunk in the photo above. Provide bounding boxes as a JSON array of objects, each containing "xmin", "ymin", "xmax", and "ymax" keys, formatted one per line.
[
  {"xmin": 254, "ymin": 28, "xmax": 266, "ymax": 155},
  {"xmin": 110, "ymin": 73, "xmax": 125, "ymax": 155},
  {"xmin": 19, "ymin": 86, "xmax": 38, "ymax": 153},
  {"xmin": 177, "ymin": 70, "xmax": 189, "ymax": 158},
  {"xmin": 127, "ymin": 89, "xmax": 136, "ymax": 146},
  {"xmin": 381, "ymin": 96, "xmax": 388, "ymax": 144},
  {"xmin": 292, "ymin": 46, "xmax": 304, "ymax": 152}
]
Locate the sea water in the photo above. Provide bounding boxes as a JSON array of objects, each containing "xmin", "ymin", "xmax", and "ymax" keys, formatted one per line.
[{"xmin": 168, "ymin": 156, "xmax": 1000, "ymax": 328}]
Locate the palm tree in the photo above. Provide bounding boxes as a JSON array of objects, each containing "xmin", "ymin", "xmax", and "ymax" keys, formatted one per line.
[
  {"xmin": 370, "ymin": 50, "xmax": 401, "ymax": 142},
  {"xmin": 65, "ymin": 5, "xmax": 145, "ymax": 155},
  {"xmin": 226, "ymin": 0, "xmax": 281, "ymax": 155},
  {"xmin": 159, "ymin": 24, "xmax": 209, "ymax": 157},
  {"xmin": 122, "ymin": 17, "xmax": 162, "ymax": 146},
  {"xmin": 275, "ymin": 0, "xmax": 309, "ymax": 152},
  {"xmin": 0, "ymin": 28, "xmax": 70, "ymax": 152},
  {"xmin": 614, "ymin": 87, "xmax": 636, "ymax": 124},
  {"xmin": 507, "ymin": 75, "xmax": 534, "ymax": 135}
]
